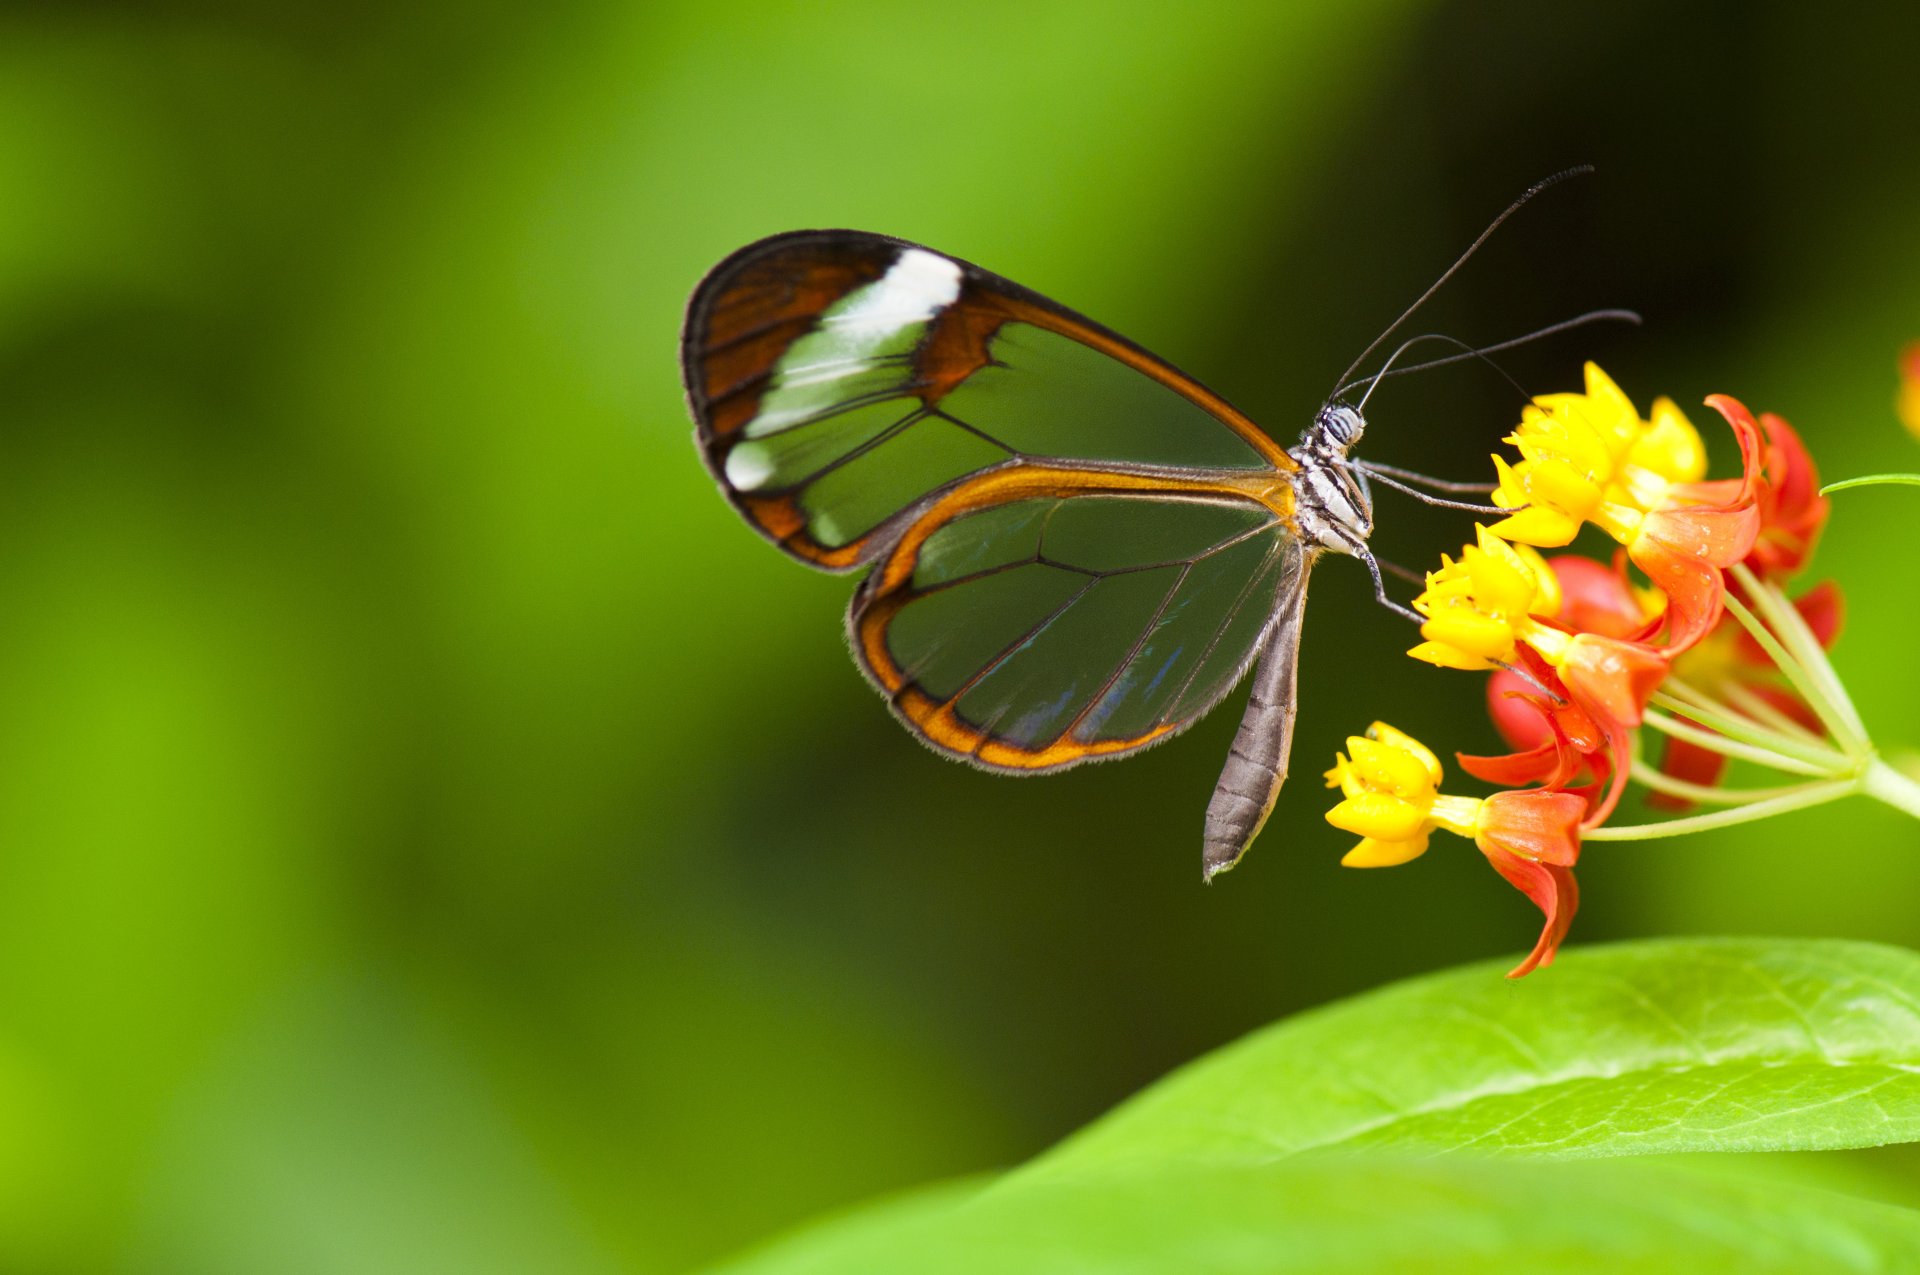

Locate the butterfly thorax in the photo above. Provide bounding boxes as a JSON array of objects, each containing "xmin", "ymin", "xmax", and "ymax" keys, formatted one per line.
[{"xmin": 1289, "ymin": 403, "xmax": 1373, "ymax": 558}]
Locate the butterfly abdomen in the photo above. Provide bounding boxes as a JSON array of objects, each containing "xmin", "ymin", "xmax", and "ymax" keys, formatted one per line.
[{"xmin": 1202, "ymin": 543, "xmax": 1312, "ymax": 879}]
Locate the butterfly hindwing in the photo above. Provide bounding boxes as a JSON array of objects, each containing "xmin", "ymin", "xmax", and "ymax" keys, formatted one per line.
[
  {"xmin": 683, "ymin": 231, "xmax": 1297, "ymax": 570},
  {"xmin": 851, "ymin": 474, "xmax": 1301, "ymax": 772}
]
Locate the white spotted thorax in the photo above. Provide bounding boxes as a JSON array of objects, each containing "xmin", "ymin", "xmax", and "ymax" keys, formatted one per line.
[{"xmin": 1291, "ymin": 403, "xmax": 1374, "ymax": 559}]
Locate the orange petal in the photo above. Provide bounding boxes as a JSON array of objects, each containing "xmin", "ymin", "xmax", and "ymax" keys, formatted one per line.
[
  {"xmin": 1746, "ymin": 412, "xmax": 1830, "ymax": 579},
  {"xmin": 1629, "ymin": 505, "xmax": 1760, "ymax": 653},
  {"xmin": 1557, "ymin": 634, "xmax": 1669, "ymax": 730},
  {"xmin": 1702, "ymin": 394, "xmax": 1768, "ymax": 507},
  {"xmin": 1479, "ymin": 790, "xmax": 1587, "ymax": 866}
]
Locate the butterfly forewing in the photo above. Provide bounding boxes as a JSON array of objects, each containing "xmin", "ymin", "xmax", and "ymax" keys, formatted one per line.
[{"xmin": 683, "ymin": 231, "xmax": 1296, "ymax": 570}]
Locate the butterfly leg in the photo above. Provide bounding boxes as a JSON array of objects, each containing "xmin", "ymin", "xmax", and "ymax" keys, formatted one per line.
[
  {"xmin": 1344, "ymin": 461, "xmax": 1506, "ymax": 513},
  {"xmin": 1354, "ymin": 459, "xmax": 1497, "ymax": 495},
  {"xmin": 1359, "ymin": 548, "xmax": 1425, "ymax": 626}
]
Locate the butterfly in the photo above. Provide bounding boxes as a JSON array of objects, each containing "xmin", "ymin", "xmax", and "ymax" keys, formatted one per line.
[{"xmin": 680, "ymin": 173, "xmax": 1616, "ymax": 879}]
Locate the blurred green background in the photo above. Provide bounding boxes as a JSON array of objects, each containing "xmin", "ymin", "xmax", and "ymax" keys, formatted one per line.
[{"xmin": 4, "ymin": 2, "xmax": 1919, "ymax": 1271}]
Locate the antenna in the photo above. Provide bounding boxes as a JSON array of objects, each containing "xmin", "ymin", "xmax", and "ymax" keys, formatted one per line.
[
  {"xmin": 1351, "ymin": 331, "xmax": 1530, "ymax": 416},
  {"xmin": 1332, "ymin": 166, "xmax": 1595, "ymax": 393},
  {"xmin": 1337, "ymin": 309, "xmax": 1641, "ymax": 400}
]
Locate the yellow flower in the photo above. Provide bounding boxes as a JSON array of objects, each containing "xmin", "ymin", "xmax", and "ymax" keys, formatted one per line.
[
  {"xmin": 1324, "ymin": 723, "xmax": 1477, "ymax": 866},
  {"xmin": 1408, "ymin": 526, "xmax": 1562, "ymax": 670},
  {"xmin": 1628, "ymin": 396, "xmax": 1708, "ymax": 485},
  {"xmin": 1533, "ymin": 363, "xmax": 1643, "ymax": 455}
]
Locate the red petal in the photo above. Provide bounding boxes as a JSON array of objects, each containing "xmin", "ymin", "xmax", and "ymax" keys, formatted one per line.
[
  {"xmin": 1581, "ymin": 730, "xmax": 1634, "ymax": 829},
  {"xmin": 1794, "ymin": 580, "xmax": 1844, "ymax": 649},
  {"xmin": 1482, "ymin": 846, "xmax": 1580, "ymax": 979},
  {"xmin": 1731, "ymin": 579, "xmax": 1844, "ymax": 664},
  {"xmin": 1486, "ymin": 667, "xmax": 1553, "ymax": 751},
  {"xmin": 1751, "ymin": 684, "xmax": 1825, "ymax": 736},
  {"xmin": 1548, "ymin": 553, "xmax": 1649, "ymax": 638},
  {"xmin": 1703, "ymin": 394, "xmax": 1767, "ymax": 506},
  {"xmin": 1532, "ymin": 660, "xmax": 1607, "ymax": 757},
  {"xmin": 1459, "ymin": 740, "xmax": 1567, "ymax": 787},
  {"xmin": 1545, "ymin": 636, "xmax": 1661, "ymax": 829},
  {"xmin": 1473, "ymin": 654, "xmax": 1610, "ymax": 791},
  {"xmin": 1648, "ymin": 733, "xmax": 1729, "ymax": 812},
  {"xmin": 1745, "ymin": 412, "xmax": 1830, "ymax": 580}
]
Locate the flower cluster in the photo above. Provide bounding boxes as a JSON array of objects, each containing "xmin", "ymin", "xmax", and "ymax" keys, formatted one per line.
[{"xmin": 1326, "ymin": 364, "xmax": 1916, "ymax": 977}]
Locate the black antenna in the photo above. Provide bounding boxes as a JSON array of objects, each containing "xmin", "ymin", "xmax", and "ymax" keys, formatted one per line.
[
  {"xmin": 1332, "ymin": 166, "xmax": 1596, "ymax": 393},
  {"xmin": 1351, "ymin": 331, "xmax": 1532, "ymax": 414},
  {"xmin": 1338, "ymin": 308, "xmax": 1641, "ymax": 399}
]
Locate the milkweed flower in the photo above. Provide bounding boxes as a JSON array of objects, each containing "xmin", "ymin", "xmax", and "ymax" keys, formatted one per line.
[
  {"xmin": 1407, "ymin": 526, "xmax": 1666, "ymax": 714},
  {"xmin": 1479, "ymin": 555, "xmax": 1662, "ymax": 753},
  {"xmin": 1326, "ymin": 723, "xmax": 1585, "ymax": 977},
  {"xmin": 1406, "ymin": 526, "xmax": 1560, "ymax": 670}
]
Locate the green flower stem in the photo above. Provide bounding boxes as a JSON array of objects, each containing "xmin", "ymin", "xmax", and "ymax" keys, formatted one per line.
[
  {"xmin": 1734, "ymin": 564, "xmax": 1868, "ymax": 740},
  {"xmin": 1865, "ymin": 759, "xmax": 1920, "ymax": 820},
  {"xmin": 1719, "ymin": 589, "xmax": 1859, "ymax": 753},
  {"xmin": 1648, "ymin": 689, "xmax": 1844, "ymax": 771},
  {"xmin": 1627, "ymin": 762, "xmax": 1824, "ymax": 807},
  {"xmin": 1717, "ymin": 680, "xmax": 1825, "ymax": 744},
  {"xmin": 1662, "ymin": 674, "xmax": 1822, "ymax": 746},
  {"xmin": 1727, "ymin": 565, "xmax": 1867, "ymax": 749},
  {"xmin": 1640, "ymin": 708, "xmax": 1843, "ymax": 779},
  {"xmin": 1584, "ymin": 780, "xmax": 1860, "ymax": 841},
  {"xmin": 1822, "ymin": 473, "xmax": 1920, "ymax": 494}
]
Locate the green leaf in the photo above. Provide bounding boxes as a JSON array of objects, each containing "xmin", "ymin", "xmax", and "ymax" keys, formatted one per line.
[
  {"xmin": 1821, "ymin": 473, "xmax": 1920, "ymax": 494},
  {"xmin": 1028, "ymin": 938, "xmax": 1920, "ymax": 1175},
  {"xmin": 708, "ymin": 1158, "xmax": 1920, "ymax": 1275}
]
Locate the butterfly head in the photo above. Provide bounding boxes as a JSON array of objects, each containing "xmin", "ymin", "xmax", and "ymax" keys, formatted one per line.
[{"xmin": 1307, "ymin": 403, "xmax": 1366, "ymax": 456}]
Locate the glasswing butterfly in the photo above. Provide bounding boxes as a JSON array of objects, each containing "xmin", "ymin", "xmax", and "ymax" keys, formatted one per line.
[{"xmin": 681, "ymin": 172, "xmax": 1620, "ymax": 878}]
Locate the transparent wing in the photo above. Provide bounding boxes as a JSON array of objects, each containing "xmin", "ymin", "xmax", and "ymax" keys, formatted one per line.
[
  {"xmin": 850, "ymin": 476, "xmax": 1300, "ymax": 772},
  {"xmin": 683, "ymin": 231, "xmax": 1295, "ymax": 570}
]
